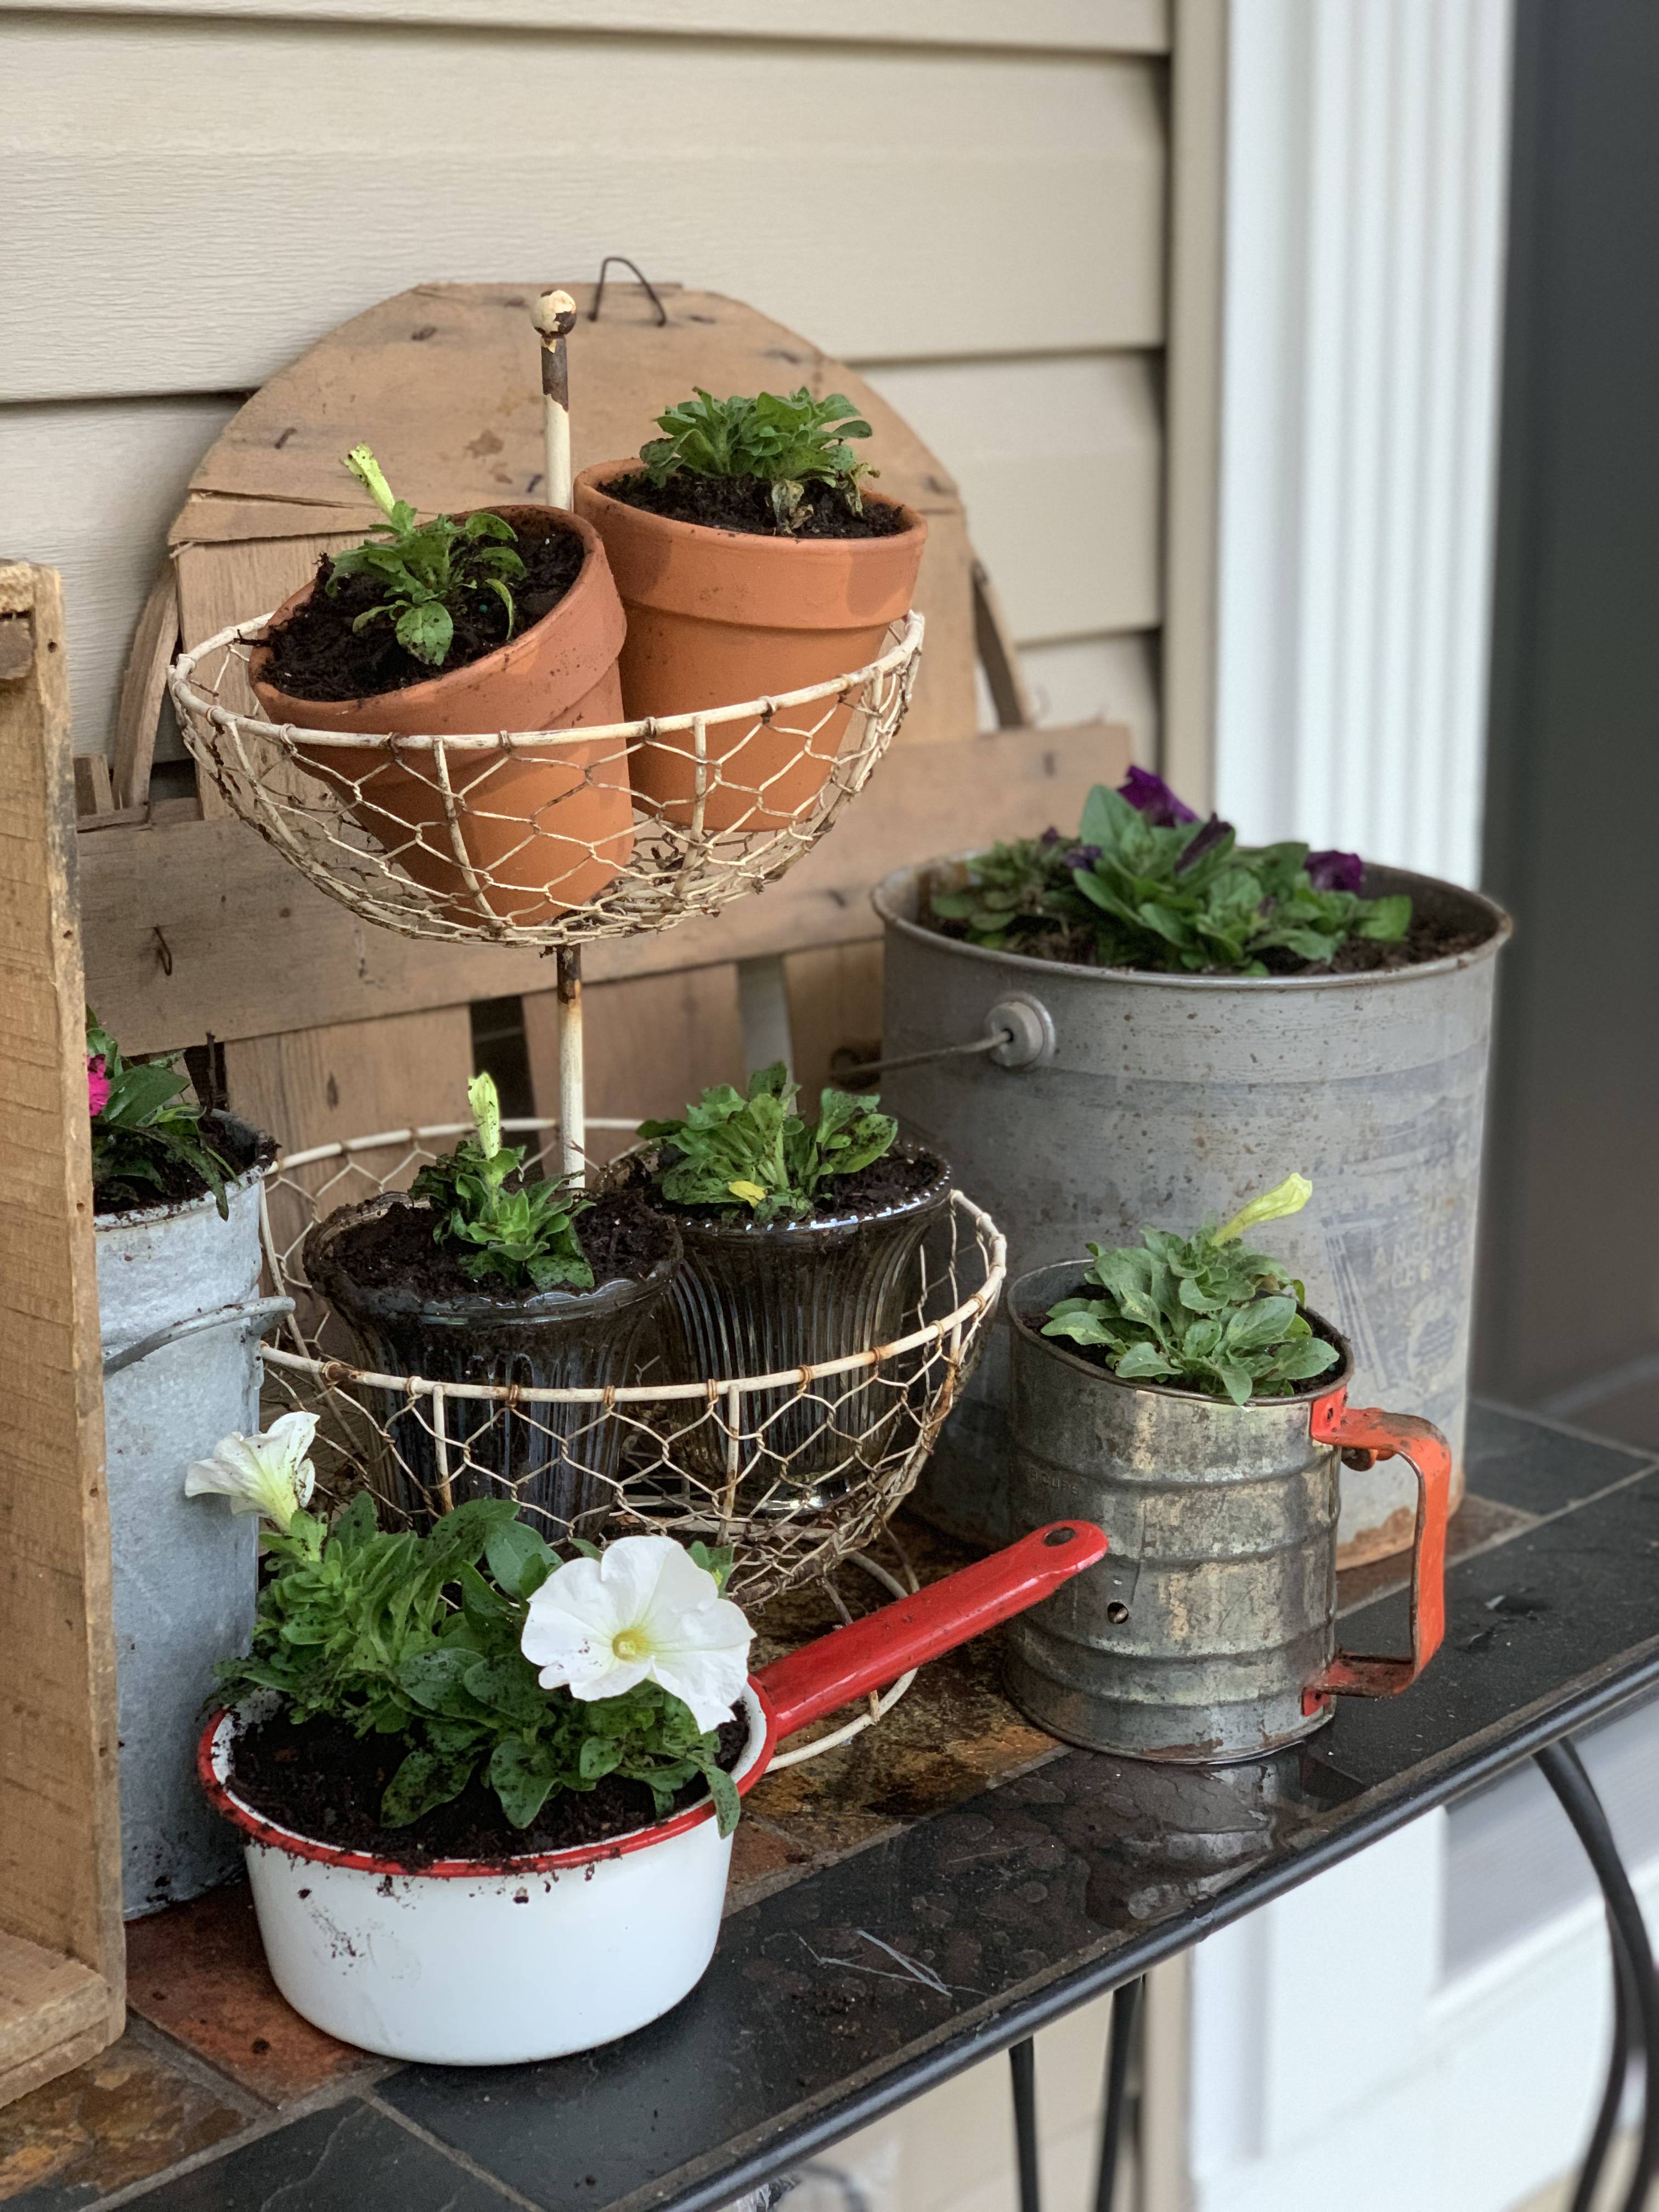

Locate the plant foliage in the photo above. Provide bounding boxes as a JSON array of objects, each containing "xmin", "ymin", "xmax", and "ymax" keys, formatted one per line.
[
  {"xmin": 638, "ymin": 1062, "xmax": 897, "ymax": 1223},
  {"xmin": 1042, "ymin": 1174, "xmax": 1341, "ymax": 1406},
  {"xmin": 87, "ymin": 1012, "xmax": 232, "ymax": 1218},
  {"xmin": 324, "ymin": 444, "xmax": 526, "ymax": 668},
  {"xmin": 928, "ymin": 772, "xmax": 1412, "ymax": 975},
  {"xmin": 411, "ymin": 1073, "xmax": 593, "ymax": 1291},
  {"xmin": 640, "ymin": 388, "xmax": 875, "ymax": 531},
  {"xmin": 218, "ymin": 1498, "xmax": 744, "ymax": 1836}
]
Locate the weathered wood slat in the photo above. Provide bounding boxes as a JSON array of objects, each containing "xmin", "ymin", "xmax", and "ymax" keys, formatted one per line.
[
  {"xmin": 0, "ymin": 561, "xmax": 125, "ymax": 2108},
  {"xmin": 0, "ymin": 1938, "xmax": 110, "ymax": 2078},
  {"xmin": 2, "ymin": 27, "xmax": 1165, "ymax": 401},
  {"xmin": 78, "ymin": 720, "xmax": 1133, "ymax": 1054},
  {"xmin": 784, "ymin": 941, "xmax": 886, "ymax": 1102}
]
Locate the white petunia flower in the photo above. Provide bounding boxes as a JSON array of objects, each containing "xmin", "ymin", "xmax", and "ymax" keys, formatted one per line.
[
  {"xmin": 184, "ymin": 1411, "xmax": 319, "ymax": 1531},
  {"xmin": 520, "ymin": 1536, "xmax": 753, "ymax": 1733}
]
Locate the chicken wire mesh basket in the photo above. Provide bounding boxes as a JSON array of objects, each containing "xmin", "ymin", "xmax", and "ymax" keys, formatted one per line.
[
  {"xmin": 256, "ymin": 1118, "xmax": 1004, "ymax": 1607},
  {"xmin": 168, "ymin": 613, "xmax": 923, "ymax": 947}
]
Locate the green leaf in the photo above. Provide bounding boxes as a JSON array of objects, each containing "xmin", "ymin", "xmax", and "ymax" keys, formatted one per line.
[
  {"xmin": 396, "ymin": 599, "xmax": 453, "ymax": 666},
  {"xmin": 1113, "ymin": 1342, "xmax": 1177, "ymax": 1379},
  {"xmin": 484, "ymin": 1517, "xmax": 558, "ymax": 1600},
  {"xmin": 1221, "ymin": 1294, "xmax": 1300, "ymax": 1351},
  {"xmin": 703, "ymin": 1759, "xmax": 742, "ymax": 1839},
  {"xmin": 489, "ymin": 1738, "xmax": 562, "ymax": 1829},
  {"xmin": 381, "ymin": 1748, "xmax": 475, "ymax": 1826},
  {"xmin": 1357, "ymin": 895, "xmax": 1412, "ymax": 943},
  {"xmin": 1212, "ymin": 1359, "xmax": 1256, "ymax": 1406}
]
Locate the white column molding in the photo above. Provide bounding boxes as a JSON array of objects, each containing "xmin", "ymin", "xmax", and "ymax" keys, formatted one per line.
[{"xmin": 1212, "ymin": 0, "xmax": 1513, "ymax": 885}]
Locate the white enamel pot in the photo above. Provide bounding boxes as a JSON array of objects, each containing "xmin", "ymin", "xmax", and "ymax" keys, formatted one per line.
[{"xmin": 199, "ymin": 1521, "xmax": 1106, "ymax": 2066}]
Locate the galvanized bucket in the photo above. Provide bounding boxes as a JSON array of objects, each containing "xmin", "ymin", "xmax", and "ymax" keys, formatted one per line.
[
  {"xmin": 1003, "ymin": 1262, "xmax": 1449, "ymax": 1760},
  {"xmin": 96, "ymin": 1124, "xmax": 288, "ymax": 1916},
  {"xmin": 873, "ymin": 859, "xmax": 1509, "ymax": 1565}
]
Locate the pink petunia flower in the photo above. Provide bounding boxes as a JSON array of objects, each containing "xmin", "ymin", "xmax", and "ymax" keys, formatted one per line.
[{"xmin": 87, "ymin": 1054, "xmax": 111, "ymax": 1118}]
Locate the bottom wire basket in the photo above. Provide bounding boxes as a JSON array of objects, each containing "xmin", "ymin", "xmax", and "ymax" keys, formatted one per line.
[{"xmin": 257, "ymin": 1119, "xmax": 1005, "ymax": 1607}]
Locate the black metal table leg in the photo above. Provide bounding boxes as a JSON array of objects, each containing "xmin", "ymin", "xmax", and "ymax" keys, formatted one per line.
[
  {"xmin": 1562, "ymin": 1906, "xmax": 1636, "ymax": 2212},
  {"xmin": 1009, "ymin": 2037, "xmax": 1041, "ymax": 2212},
  {"xmin": 1093, "ymin": 1977, "xmax": 1143, "ymax": 2212},
  {"xmin": 1534, "ymin": 1739, "xmax": 1659, "ymax": 2212}
]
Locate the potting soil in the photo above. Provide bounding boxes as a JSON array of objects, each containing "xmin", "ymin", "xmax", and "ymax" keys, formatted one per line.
[
  {"xmin": 605, "ymin": 472, "xmax": 911, "ymax": 540},
  {"xmin": 326, "ymin": 1187, "xmax": 677, "ymax": 1299},
  {"xmin": 93, "ymin": 1113, "xmax": 273, "ymax": 1218},
  {"xmin": 261, "ymin": 516, "xmax": 585, "ymax": 700},
  {"xmin": 633, "ymin": 1143, "xmax": 944, "ymax": 1224},
  {"xmin": 228, "ymin": 1706, "xmax": 749, "ymax": 1866}
]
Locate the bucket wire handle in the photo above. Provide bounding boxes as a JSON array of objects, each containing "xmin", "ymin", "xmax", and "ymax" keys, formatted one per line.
[
  {"xmin": 754, "ymin": 1520, "xmax": 1108, "ymax": 1741},
  {"xmin": 1302, "ymin": 1390, "xmax": 1451, "ymax": 1711}
]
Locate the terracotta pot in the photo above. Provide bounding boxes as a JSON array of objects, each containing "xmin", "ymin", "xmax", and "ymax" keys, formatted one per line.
[
  {"xmin": 573, "ymin": 461, "xmax": 926, "ymax": 831},
  {"xmin": 250, "ymin": 507, "xmax": 631, "ymax": 927}
]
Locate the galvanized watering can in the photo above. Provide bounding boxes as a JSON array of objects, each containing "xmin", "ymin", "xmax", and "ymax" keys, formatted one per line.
[{"xmin": 1003, "ymin": 1262, "xmax": 1449, "ymax": 1761}]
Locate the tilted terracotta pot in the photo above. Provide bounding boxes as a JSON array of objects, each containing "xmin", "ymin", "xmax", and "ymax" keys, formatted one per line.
[
  {"xmin": 573, "ymin": 461, "xmax": 926, "ymax": 832},
  {"xmin": 250, "ymin": 507, "xmax": 631, "ymax": 927}
]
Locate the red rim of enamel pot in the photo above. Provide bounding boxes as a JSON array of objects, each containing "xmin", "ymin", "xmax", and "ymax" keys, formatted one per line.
[{"xmin": 199, "ymin": 1518, "xmax": 1108, "ymax": 1880}]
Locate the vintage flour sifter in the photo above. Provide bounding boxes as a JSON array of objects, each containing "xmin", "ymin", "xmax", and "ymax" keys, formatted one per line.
[{"xmin": 1002, "ymin": 1263, "xmax": 1449, "ymax": 1762}]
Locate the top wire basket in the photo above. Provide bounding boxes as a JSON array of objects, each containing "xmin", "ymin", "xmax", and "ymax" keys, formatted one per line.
[{"xmin": 168, "ymin": 612, "xmax": 923, "ymax": 949}]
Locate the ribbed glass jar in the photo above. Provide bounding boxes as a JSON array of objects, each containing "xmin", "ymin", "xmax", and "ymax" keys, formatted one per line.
[
  {"xmin": 303, "ymin": 1194, "xmax": 680, "ymax": 1534},
  {"xmin": 642, "ymin": 1143, "xmax": 952, "ymax": 1504}
]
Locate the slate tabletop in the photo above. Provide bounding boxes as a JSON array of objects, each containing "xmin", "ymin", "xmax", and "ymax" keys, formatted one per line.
[{"xmin": 4, "ymin": 1403, "xmax": 1656, "ymax": 2212}]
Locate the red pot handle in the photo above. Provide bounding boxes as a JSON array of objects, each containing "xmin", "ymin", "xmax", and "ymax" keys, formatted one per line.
[
  {"xmin": 1302, "ymin": 1386, "xmax": 1451, "ymax": 1713},
  {"xmin": 754, "ymin": 1521, "xmax": 1108, "ymax": 1742}
]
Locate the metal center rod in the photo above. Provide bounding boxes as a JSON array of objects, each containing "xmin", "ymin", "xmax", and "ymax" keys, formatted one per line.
[{"xmin": 556, "ymin": 944, "xmax": 586, "ymax": 1183}]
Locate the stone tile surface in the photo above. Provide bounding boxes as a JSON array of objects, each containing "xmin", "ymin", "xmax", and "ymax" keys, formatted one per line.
[
  {"xmin": 125, "ymin": 1883, "xmax": 374, "ymax": 2107},
  {"xmin": 126, "ymin": 2098, "xmax": 514, "ymax": 2210},
  {"xmin": 0, "ymin": 2035, "xmax": 245, "ymax": 2210}
]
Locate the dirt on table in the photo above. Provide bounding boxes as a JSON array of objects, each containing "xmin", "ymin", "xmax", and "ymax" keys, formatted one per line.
[
  {"xmin": 92, "ymin": 1113, "xmax": 271, "ymax": 1219},
  {"xmin": 228, "ymin": 1705, "xmax": 749, "ymax": 1867},
  {"xmin": 325, "ymin": 1187, "xmax": 676, "ymax": 1300},
  {"xmin": 259, "ymin": 512, "xmax": 584, "ymax": 701},
  {"xmin": 605, "ymin": 471, "xmax": 911, "ymax": 541}
]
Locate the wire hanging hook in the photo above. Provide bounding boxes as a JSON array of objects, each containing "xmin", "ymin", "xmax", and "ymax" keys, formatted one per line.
[{"xmin": 590, "ymin": 256, "xmax": 669, "ymax": 326}]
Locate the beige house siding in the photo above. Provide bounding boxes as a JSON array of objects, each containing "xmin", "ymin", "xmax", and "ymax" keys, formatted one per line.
[{"xmin": 0, "ymin": 1, "xmax": 1171, "ymax": 768}]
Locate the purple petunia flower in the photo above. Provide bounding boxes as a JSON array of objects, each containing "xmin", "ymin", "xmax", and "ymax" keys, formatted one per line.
[
  {"xmin": 1306, "ymin": 848, "xmax": 1364, "ymax": 894},
  {"xmin": 1174, "ymin": 815, "xmax": 1232, "ymax": 873},
  {"xmin": 1064, "ymin": 844, "xmax": 1102, "ymax": 872},
  {"xmin": 1119, "ymin": 766, "xmax": 1199, "ymax": 827},
  {"xmin": 1039, "ymin": 826, "xmax": 1063, "ymax": 848}
]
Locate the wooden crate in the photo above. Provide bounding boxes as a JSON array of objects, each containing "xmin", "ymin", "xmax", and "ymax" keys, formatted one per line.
[{"xmin": 0, "ymin": 562, "xmax": 125, "ymax": 2107}]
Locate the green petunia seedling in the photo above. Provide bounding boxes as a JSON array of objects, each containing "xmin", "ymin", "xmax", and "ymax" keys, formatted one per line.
[
  {"xmin": 203, "ymin": 1475, "xmax": 752, "ymax": 1837},
  {"xmin": 87, "ymin": 1010, "xmax": 233, "ymax": 1217},
  {"xmin": 325, "ymin": 445, "xmax": 527, "ymax": 668},
  {"xmin": 638, "ymin": 1063, "xmax": 898, "ymax": 1223},
  {"xmin": 640, "ymin": 388, "xmax": 876, "ymax": 532},
  {"xmin": 1042, "ymin": 1173, "xmax": 1340, "ymax": 1406},
  {"xmin": 930, "ymin": 771, "xmax": 1412, "ymax": 975},
  {"xmin": 411, "ymin": 1073, "xmax": 594, "ymax": 1292}
]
